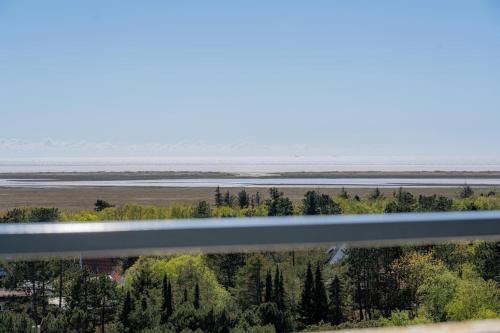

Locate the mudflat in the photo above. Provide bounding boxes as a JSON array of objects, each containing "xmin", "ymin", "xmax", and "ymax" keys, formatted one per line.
[
  {"xmin": 0, "ymin": 186, "xmax": 497, "ymax": 212},
  {"xmin": 2, "ymin": 170, "xmax": 500, "ymax": 181},
  {"xmin": 0, "ymin": 171, "xmax": 498, "ymax": 211}
]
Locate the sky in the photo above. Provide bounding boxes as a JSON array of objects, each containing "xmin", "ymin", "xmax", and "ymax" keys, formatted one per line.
[{"xmin": 1, "ymin": 1, "xmax": 500, "ymax": 158}]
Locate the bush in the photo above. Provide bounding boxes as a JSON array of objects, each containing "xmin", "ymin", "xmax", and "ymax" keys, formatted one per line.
[
  {"xmin": 0, "ymin": 311, "xmax": 35, "ymax": 333},
  {"xmin": 378, "ymin": 310, "xmax": 431, "ymax": 327},
  {"xmin": 445, "ymin": 265, "xmax": 500, "ymax": 321}
]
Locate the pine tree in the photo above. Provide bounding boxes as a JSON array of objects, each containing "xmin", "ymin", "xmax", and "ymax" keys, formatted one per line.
[
  {"xmin": 215, "ymin": 186, "xmax": 223, "ymax": 206},
  {"xmin": 131, "ymin": 260, "xmax": 155, "ymax": 299},
  {"xmin": 369, "ymin": 187, "xmax": 383, "ymax": 200},
  {"xmin": 119, "ymin": 291, "xmax": 133, "ymax": 331},
  {"xmin": 278, "ymin": 271, "xmax": 285, "ymax": 311},
  {"xmin": 161, "ymin": 275, "xmax": 173, "ymax": 324},
  {"xmin": 236, "ymin": 254, "xmax": 263, "ymax": 307},
  {"xmin": 238, "ymin": 189, "xmax": 250, "ymax": 208},
  {"xmin": 302, "ymin": 191, "xmax": 320, "ymax": 215},
  {"xmin": 313, "ymin": 262, "xmax": 328, "ymax": 323},
  {"xmin": 271, "ymin": 266, "xmax": 286, "ymax": 310},
  {"xmin": 460, "ymin": 185, "xmax": 474, "ymax": 198},
  {"xmin": 264, "ymin": 270, "xmax": 273, "ymax": 303},
  {"xmin": 339, "ymin": 187, "xmax": 349, "ymax": 199},
  {"xmin": 223, "ymin": 191, "xmax": 234, "ymax": 206},
  {"xmin": 218, "ymin": 309, "xmax": 230, "ymax": 333},
  {"xmin": 328, "ymin": 275, "xmax": 343, "ymax": 325},
  {"xmin": 300, "ymin": 263, "xmax": 314, "ymax": 325},
  {"xmin": 194, "ymin": 200, "xmax": 211, "ymax": 218},
  {"xmin": 273, "ymin": 266, "xmax": 280, "ymax": 304},
  {"xmin": 193, "ymin": 283, "xmax": 200, "ymax": 309}
]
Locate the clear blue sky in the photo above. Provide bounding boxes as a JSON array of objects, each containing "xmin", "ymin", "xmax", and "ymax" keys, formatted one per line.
[{"xmin": 1, "ymin": 1, "xmax": 499, "ymax": 157}]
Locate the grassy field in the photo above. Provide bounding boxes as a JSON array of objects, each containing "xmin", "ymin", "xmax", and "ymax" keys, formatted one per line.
[
  {"xmin": 0, "ymin": 186, "xmax": 498, "ymax": 211},
  {"xmin": 0, "ymin": 171, "xmax": 499, "ymax": 211},
  {"xmin": 2, "ymin": 170, "xmax": 500, "ymax": 180}
]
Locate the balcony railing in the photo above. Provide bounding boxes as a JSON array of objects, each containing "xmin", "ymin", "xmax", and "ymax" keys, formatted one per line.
[{"xmin": 1, "ymin": 210, "xmax": 499, "ymax": 259}]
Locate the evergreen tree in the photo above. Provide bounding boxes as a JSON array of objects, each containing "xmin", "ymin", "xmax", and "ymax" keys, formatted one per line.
[
  {"xmin": 214, "ymin": 186, "xmax": 223, "ymax": 207},
  {"xmin": 319, "ymin": 194, "xmax": 342, "ymax": 215},
  {"xmin": 300, "ymin": 263, "xmax": 314, "ymax": 325},
  {"xmin": 385, "ymin": 188, "xmax": 416, "ymax": 213},
  {"xmin": 130, "ymin": 260, "xmax": 156, "ymax": 299},
  {"xmin": 255, "ymin": 191, "xmax": 261, "ymax": 206},
  {"xmin": 94, "ymin": 199, "xmax": 113, "ymax": 212},
  {"xmin": 460, "ymin": 185, "xmax": 474, "ymax": 198},
  {"xmin": 278, "ymin": 271, "xmax": 285, "ymax": 311},
  {"xmin": 272, "ymin": 266, "xmax": 282, "ymax": 309},
  {"xmin": 369, "ymin": 187, "xmax": 383, "ymax": 200},
  {"xmin": 217, "ymin": 309, "xmax": 230, "ymax": 333},
  {"xmin": 264, "ymin": 270, "xmax": 273, "ymax": 303},
  {"xmin": 328, "ymin": 275, "xmax": 343, "ymax": 325},
  {"xmin": 160, "ymin": 275, "xmax": 173, "ymax": 324},
  {"xmin": 223, "ymin": 191, "xmax": 234, "ymax": 206},
  {"xmin": 235, "ymin": 254, "xmax": 263, "ymax": 307},
  {"xmin": 238, "ymin": 189, "xmax": 250, "ymax": 208},
  {"xmin": 302, "ymin": 191, "xmax": 320, "ymax": 215},
  {"xmin": 193, "ymin": 283, "xmax": 200, "ymax": 309},
  {"xmin": 194, "ymin": 200, "xmax": 211, "ymax": 218},
  {"xmin": 205, "ymin": 253, "xmax": 246, "ymax": 289},
  {"xmin": 338, "ymin": 187, "xmax": 349, "ymax": 199},
  {"xmin": 267, "ymin": 188, "xmax": 294, "ymax": 216},
  {"xmin": 312, "ymin": 263, "xmax": 328, "ymax": 324},
  {"xmin": 119, "ymin": 291, "xmax": 133, "ymax": 332}
]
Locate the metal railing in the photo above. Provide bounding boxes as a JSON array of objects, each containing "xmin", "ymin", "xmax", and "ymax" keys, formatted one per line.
[{"xmin": 1, "ymin": 211, "xmax": 499, "ymax": 260}]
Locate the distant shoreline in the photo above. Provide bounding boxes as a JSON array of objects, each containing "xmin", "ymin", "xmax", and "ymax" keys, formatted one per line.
[{"xmin": 2, "ymin": 170, "xmax": 500, "ymax": 181}]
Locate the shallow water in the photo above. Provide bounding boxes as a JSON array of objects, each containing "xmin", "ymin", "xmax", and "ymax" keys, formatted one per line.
[
  {"xmin": 1, "ymin": 177, "xmax": 500, "ymax": 188},
  {"xmin": 0, "ymin": 156, "xmax": 500, "ymax": 173}
]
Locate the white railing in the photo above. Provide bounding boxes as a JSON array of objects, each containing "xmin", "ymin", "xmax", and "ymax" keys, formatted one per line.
[{"xmin": 1, "ymin": 211, "xmax": 499, "ymax": 259}]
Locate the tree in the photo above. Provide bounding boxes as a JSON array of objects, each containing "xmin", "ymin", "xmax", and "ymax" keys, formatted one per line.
[
  {"xmin": 223, "ymin": 191, "xmax": 234, "ymax": 206},
  {"xmin": 417, "ymin": 195, "xmax": 453, "ymax": 212},
  {"xmin": 97, "ymin": 274, "xmax": 117, "ymax": 333},
  {"xmin": 473, "ymin": 242, "xmax": 500, "ymax": 283},
  {"xmin": 319, "ymin": 194, "xmax": 342, "ymax": 215},
  {"xmin": 255, "ymin": 192, "xmax": 261, "ymax": 206},
  {"xmin": 312, "ymin": 263, "xmax": 328, "ymax": 324},
  {"xmin": 130, "ymin": 259, "xmax": 156, "ymax": 299},
  {"xmin": 214, "ymin": 186, "xmax": 223, "ymax": 207},
  {"xmin": 118, "ymin": 291, "xmax": 133, "ymax": 332},
  {"xmin": 338, "ymin": 187, "xmax": 349, "ymax": 199},
  {"xmin": 95, "ymin": 199, "xmax": 114, "ymax": 212},
  {"xmin": 278, "ymin": 271, "xmax": 285, "ymax": 311},
  {"xmin": 267, "ymin": 188, "xmax": 293, "ymax": 216},
  {"xmin": 385, "ymin": 188, "xmax": 416, "ymax": 213},
  {"xmin": 235, "ymin": 254, "xmax": 263, "ymax": 307},
  {"xmin": 369, "ymin": 187, "xmax": 383, "ymax": 200},
  {"xmin": 0, "ymin": 312, "xmax": 34, "ymax": 333},
  {"xmin": 328, "ymin": 275, "xmax": 344, "ymax": 325},
  {"xmin": 205, "ymin": 253, "xmax": 246, "ymax": 289},
  {"xmin": 161, "ymin": 275, "xmax": 174, "ymax": 324},
  {"xmin": 2, "ymin": 207, "xmax": 60, "ymax": 223},
  {"xmin": 194, "ymin": 201, "xmax": 211, "ymax": 218},
  {"xmin": 300, "ymin": 263, "xmax": 314, "ymax": 325},
  {"xmin": 302, "ymin": 191, "xmax": 320, "ymax": 215},
  {"xmin": 264, "ymin": 270, "xmax": 273, "ymax": 303},
  {"xmin": 445, "ymin": 266, "xmax": 499, "ymax": 321},
  {"xmin": 460, "ymin": 185, "xmax": 474, "ymax": 198},
  {"xmin": 193, "ymin": 283, "xmax": 201, "ymax": 309},
  {"xmin": 238, "ymin": 189, "xmax": 250, "ymax": 208}
]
